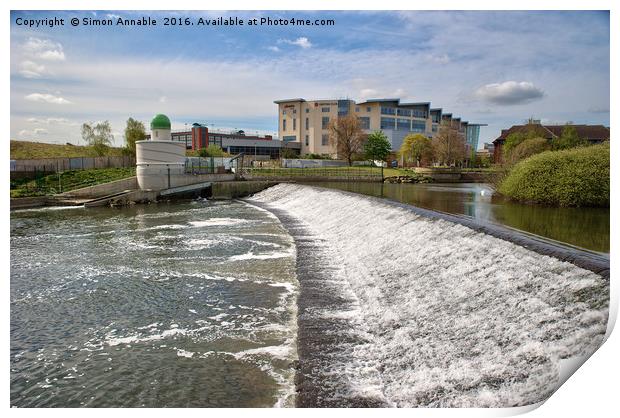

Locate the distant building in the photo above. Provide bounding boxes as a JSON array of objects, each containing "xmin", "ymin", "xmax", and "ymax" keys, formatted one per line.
[
  {"xmin": 492, "ymin": 123, "xmax": 610, "ymax": 163},
  {"xmin": 476, "ymin": 143, "xmax": 495, "ymax": 160},
  {"xmin": 274, "ymin": 97, "xmax": 485, "ymax": 159},
  {"xmin": 145, "ymin": 123, "xmax": 299, "ymax": 159}
]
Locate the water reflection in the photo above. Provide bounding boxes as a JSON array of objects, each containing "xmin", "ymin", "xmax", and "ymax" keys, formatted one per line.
[{"xmin": 303, "ymin": 182, "xmax": 609, "ymax": 254}]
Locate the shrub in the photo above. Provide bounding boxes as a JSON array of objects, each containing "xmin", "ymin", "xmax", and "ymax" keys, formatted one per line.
[
  {"xmin": 186, "ymin": 145, "xmax": 229, "ymax": 158},
  {"xmin": 498, "ymin": 143, "xmax": 609, "ymax": 207},
  {"xmin": 507, "ymin": 137, "xmax": 550, "ymax": 165}
]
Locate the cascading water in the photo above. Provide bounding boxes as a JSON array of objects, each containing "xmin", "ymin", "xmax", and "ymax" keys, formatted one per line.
[{"xmin": 249, "ymin": 183, "xmax": 609, "ymax": 407}]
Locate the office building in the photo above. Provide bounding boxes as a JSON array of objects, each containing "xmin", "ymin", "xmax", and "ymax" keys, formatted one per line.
[{"xmin": 274, "ymin": 97, "xmax": 485, "ymax": 158}]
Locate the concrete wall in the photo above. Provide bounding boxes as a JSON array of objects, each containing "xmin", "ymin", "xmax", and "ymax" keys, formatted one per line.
[
  {"xmin": 60, "ymin": 177, "xmax": 138, "ymax": 198},
  {"xmin": 10, "ymin": 196, "xmax": 49, "ymax": 210},
  {"xmin": 211, "ymin": 181, "xmax": 278, "ymax": 199},
  {"xmin": 172, "ymin": 173, "xmax": 235, "ymax": 188}
]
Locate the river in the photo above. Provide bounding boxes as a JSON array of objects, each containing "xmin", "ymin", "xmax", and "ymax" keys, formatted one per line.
[
  {"xmin": 10, "ymin": 183, "xmax": 609, "ymax": 407},
  {"xmin": 10, "ymin": 200, "xmax": 298, "ymax": 407},
  {"xmin": 302, "ymin": 182, "xmax": 609, "ymax": 253}
]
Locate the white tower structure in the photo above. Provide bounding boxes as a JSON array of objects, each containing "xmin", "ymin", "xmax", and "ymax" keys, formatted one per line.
[{"xmin": 135, "ymin": 114, "xmax": 186, "ymax": 190}]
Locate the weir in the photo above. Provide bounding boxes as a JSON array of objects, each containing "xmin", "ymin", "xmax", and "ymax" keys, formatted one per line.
[{"xmin": 247, "ymin": 183, "xmax": 609, "ymax": 407}]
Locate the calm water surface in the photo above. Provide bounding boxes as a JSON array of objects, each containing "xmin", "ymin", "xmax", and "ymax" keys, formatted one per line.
[
  {"xmin": 304, "ymin": 182, "xmax": 609, "ymax": 253},
  {"xmin": 10, "ymin": 200, "xmax": 298, "ymax": 407}
]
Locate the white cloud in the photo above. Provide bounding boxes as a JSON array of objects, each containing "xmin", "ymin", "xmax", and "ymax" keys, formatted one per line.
[
  {"xmin": 19, "ymin": 61, "xmax": 46, "ymax": 78},
  {"xmin": 475, "ymin": 81, "xmax": 545, "ymax": 105},
  {"xmin": 23, "ymin": 37, "xmax": 65, "ymax": 61},
  {"xmin": 425, "ymin": 53, "xmax": 451, "ymax": 65},
  {"xmin": 27, "ymin": 117, "xmax": 73, "ymax": 125},
  {"xmin": 34, "ymin": 128, "xmax": 49, "ymax": 135},
  {"xmin": 159, "ymin": 96, "xmax": 167, "ymax": 103},
  {"xmin": 24, "ymin": 93, "xmax": 72, "ymax": 105},
  {"xmin": 267, "ymin": 46, "xmax": 280, "ymax": 52},
  {"xmin": 359, "ymin": 88, "xmax": 379, "ymax": 99},
  {"xmin": 391, "ymin": 88, "xmax": 407, "ymax": 98},
  {"xmin": 279, "ymin": 37, "xmax": 312, "ymax": 49},
  {"xmin": 106, "ymin": 14, "xmax": 121, "ymax": 20}
]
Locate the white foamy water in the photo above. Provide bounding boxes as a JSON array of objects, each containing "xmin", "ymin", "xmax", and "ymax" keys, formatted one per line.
[
  {"xmin": 190, "ymin": 218, "xmax": 250, "ymax": 227},
  {"xmin": 250, "ymin": 183, "xmax": 609, "ymax": 407}
]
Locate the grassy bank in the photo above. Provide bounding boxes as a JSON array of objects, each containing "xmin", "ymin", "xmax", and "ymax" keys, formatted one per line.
[
  {"xmin": 11, "ymin": 140, "xmax": 126, "ymax": 159},
  {"xmin": 498, "ymin": 143, "xmax": 609, "ymax": 207},
  {"xmin": 11, "ymin": 167, "xmax": 136, "ymax": 198}
]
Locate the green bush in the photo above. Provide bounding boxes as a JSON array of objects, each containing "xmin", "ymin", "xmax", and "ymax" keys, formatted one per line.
[{"xmin": 499, "ymin": 143, "xmax": 609, "ymax": 207}]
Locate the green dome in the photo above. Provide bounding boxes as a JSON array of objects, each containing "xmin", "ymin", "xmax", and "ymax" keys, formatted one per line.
[{"xmin": 150, "ymin": 114, "xmax": 171, "ymax": 130}]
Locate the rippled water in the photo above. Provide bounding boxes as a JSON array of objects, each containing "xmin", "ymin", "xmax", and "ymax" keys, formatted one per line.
[{"xmin": 10, "ymin": 200, "xmax": 298, "ymax": 407}]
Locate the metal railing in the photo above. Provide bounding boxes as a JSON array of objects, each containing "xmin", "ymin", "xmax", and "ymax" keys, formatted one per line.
[{"xmin": 240, "ymin": 165, "xmax": 384, "ymax": 182}]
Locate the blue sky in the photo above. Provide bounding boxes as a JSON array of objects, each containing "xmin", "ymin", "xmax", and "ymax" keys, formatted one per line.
[{"xmin": 10, "ymin": 10, "xmax": 610, "ymax": 148}]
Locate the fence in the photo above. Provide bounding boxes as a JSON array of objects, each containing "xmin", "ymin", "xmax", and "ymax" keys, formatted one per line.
[
  {"xmin": 241, "ymin": 165, "xmax": 384, "ymax": 182},
  {"xmin": 10, "ymin": 156, "xmax": 135, "ymax": 177},
  {"xmin": 184, "ymin": 157, "xmax": 238, "ymax": 175}
]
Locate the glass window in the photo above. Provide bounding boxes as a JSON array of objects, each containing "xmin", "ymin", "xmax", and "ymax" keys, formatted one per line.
[
  {"xmin": 412, "ymin": 109, "xmax": 428, "ymax": 118},
  {"xmin": 305, "ymin": 135, "xmax": 309, "ymax": 146},
  {"xmin": 338, "ymin": 100, "xmax": 349, "ymax": 116},
  {"xmin": 305, "ymin": 108, "xmax": 309, "ymax": 113},
  {"xmin": 322, "ymin": 117, "xmax": 330, "ymax": 129},
  {"xmin": 355, "ymin": 107, "xmax": 360, "ymax": 112},
  {"xmin": 283, "ymin": 135, "xmax": 296, "ymax": 142},
  {"xmin": 358, "ymin": 117, "xmax": 370, "ymax": 130},
  {"xmin": 322, "ymin": 107, "xmax": 330, "ymax": 112},
  {"xmin": 293, "ymin": 109, "xmax": 297, "ymax": 114},
  {"xmin": 380, "ymin": 117, "xmax": 395, "ymax": 130},
  {"xmin": 366, "ymin": 107, "xmax": 371, "ymax": 112},
  {"xmin": 293, "ymin": 119, "xmax": 296, "ymax": 130},
  {"xmin": 305, "ymin": 118, "xmax": 309, "ymax": 130},
  {"xmin": 397, "ymin": 118, "xmax": 410, "ymax": 131},
  {"xmin": 412, "ymin": 121, "xmax": 426, "ymax": 133},
  {"xmin": 381, "ymin": 107, "xmax": 396, "ymax": 115},
  {"xmin": 321, "ymin": 134, "xmax": 329, "ymax": 146},
  {"xmin": 282, "ymin": 119, "xmax": 286, "ymax": 131},
  {"xmin": 397, "ymin": 108, "xmax": 411, "ymax": 117}
]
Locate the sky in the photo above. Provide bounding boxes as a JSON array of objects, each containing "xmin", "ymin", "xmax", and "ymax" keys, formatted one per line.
[{"xmin": 10, "ymin": 10, "xmax": 610, "ymax": 149}]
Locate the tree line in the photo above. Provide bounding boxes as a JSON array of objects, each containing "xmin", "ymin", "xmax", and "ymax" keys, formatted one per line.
[
  {"xmin": 326, "ymin": 114, "xmax": 474, "ymax": 167},
  {"xmin": 80, "ymin": 118, "xmax": 146, "ymax": 157}
]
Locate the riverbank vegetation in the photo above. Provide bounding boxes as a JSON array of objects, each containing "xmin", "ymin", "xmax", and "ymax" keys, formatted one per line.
[
  {"xmin": 498, "ymin": 143, "xmax": 609, "ymax": 207},
  {"xmin": 10, "ymin": 167, "xmax": 136, "ymax": 198},
  {"xmin": 186, "ymin": 144, "xmax": 230, "ymax": 158}
]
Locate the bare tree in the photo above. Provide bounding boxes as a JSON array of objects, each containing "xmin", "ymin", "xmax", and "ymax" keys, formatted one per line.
[
  {"xmin": 432, "ymin": 121, "xmax": 466, "ymax": 166},
  {"xmin": 328, "ymin": 114, "xmax": 365, "ymax": 166},
  {"xmin": 82, "ymin": 120, "xmax": 114, "ymax": 157}
]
